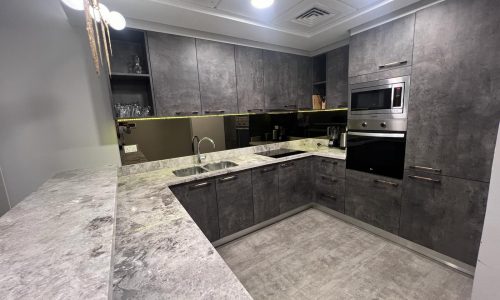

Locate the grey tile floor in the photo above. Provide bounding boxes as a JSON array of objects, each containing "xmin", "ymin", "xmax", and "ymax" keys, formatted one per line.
[{"xmin": 217, "ymin": 208, "xmax": 473, "ymax": 300}]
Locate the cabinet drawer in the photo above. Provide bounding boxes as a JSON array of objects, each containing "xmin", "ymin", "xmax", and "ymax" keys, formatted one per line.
[
  {"xmin": 314, "ymin": 157, "xmax": 346, "ymax": 178},
  {"xmin": 314, "ymin": 176, "xmax": 345, "ymax": 213},
  {"xmin": 345, "ymin": 170, "xmax": 402, "ymax": 234}
]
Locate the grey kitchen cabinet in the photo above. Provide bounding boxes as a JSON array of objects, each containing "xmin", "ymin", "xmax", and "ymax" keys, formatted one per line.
[
  {"xmin": 345, "ymin": 170, "xmax": 402, "ymax": 234},
  {"xmin": 216, "ymin": 170, "xmax": 254, "ymax": 238},
  {"xmin": 148, "ymin": 32, "xmax": 201, "ymax": 116},
  {"xmin": 405, "ymin": 0, "xmax": 500, "ymax": 183},
  {"xmin": 399, "ymin": 170, "xmax": 488, "ymax": 265},
  {"xmin": 348, "ymin": 14, "xmax": 415, "ymax": 78},
  {"xmin": 196, "ymin": 39, "xmax": 238, "ymax": 114},
  {"xmin": 296, "ymin": 55, "xmax": 313, "ymax": 109},
  {"xmin": 314, "ymin": 157, "xmax": 346, "ymax": 179},
  {"xmin": 315, "ymin": 175, "xmax": 345, "ymax": 213},
  {"xmin": 278, "ymin": 158, "xmax": 312, "ymax": 213},
  {"xmin": 326, "ymin": 45, "xmax": 349, "ymax": 108},
  {"xmin": 170, "ymin": 179, "xmax": 219, "ymax": 242},
  {"xmin": 263, "ymin": 50, "xmax": 298, "ymax": 110},
  {"xmin": 252, "ymin": 165, "xmax": 280, "ymax": 224},
  {"xmin": 235, "ymin": 46, "xmax": 265, "ymax": 113}
]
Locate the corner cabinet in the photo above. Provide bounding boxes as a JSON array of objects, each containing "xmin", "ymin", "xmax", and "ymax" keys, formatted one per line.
[
  {"xmin": 278, "ymin": 158, "xmax": 312, "ymax": 213},
  {"xmin": 326, "ymin": 45, "xmax": 349, "ymax": 108},
  {"xmin": 252, "ymin": 165, "xmax": 280, "ymax": 223},
  {"xmin": 196, "ymin": 39, "xmax": 238, "ymax": 115},
  {"xmin": 148, "ymin": 32, "xmax": 201, "ymax": 116},
  {"xmin": 348, "ymin": 14, "xmax": 415, "ymax": 78}
]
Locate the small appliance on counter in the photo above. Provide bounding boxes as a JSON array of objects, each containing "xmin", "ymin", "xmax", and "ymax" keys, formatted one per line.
[{"xmin": 327, "ymin": 126, "xmax": 339, "ymax": 148}]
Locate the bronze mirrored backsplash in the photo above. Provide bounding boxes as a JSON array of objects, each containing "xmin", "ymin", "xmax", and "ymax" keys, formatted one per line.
[{"xmin": 117, "ymin": 110, "xmax": 347, "ymax": 165}]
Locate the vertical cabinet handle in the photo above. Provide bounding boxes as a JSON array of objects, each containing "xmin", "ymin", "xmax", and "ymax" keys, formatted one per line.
[
  {"xmin": 218, "ymin": 175, "xmax": 238, "ymax": 183},
  {"xmin": 409, "ymin": 166, "xmax": 442, "ymax": 174},
  {"xmin": 189, "ymin": 182, "xmax": 211, "ymax": 189},
  {"xmin": 373, "ymin": 179, "xmax": 399, "ymax": 187},
  {"xmin": 408, "ymin": 175, "xmax": 441, "ymax": 184},
  {"xmin": 379, "ymin": 60, "xmax": 408, "ymax": 69}
]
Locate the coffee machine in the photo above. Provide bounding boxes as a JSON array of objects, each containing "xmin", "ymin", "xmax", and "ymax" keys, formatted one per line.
[{"xmin": 327, "ymin": 126, "xmax": 340, "ymax": 148}]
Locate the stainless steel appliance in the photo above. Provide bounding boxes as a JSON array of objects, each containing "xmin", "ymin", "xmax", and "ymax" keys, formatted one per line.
[{"xmin": 348, "ymin": 76, "xmax": 410, "ymax": 131}]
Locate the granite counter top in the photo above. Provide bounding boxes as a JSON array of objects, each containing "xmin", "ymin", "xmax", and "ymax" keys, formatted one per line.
[{"xmin": 0, "ymin": 167, "xmax": 117, "ymax": 300}]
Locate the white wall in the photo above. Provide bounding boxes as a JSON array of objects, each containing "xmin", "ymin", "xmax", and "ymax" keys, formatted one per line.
[
  {"xmin": 0, "ymin": 0, "xmax": 120, "ymax": 211},
  {"xmin": 472, "ymin": 123, "xmax": 500, "ymax": 299}
]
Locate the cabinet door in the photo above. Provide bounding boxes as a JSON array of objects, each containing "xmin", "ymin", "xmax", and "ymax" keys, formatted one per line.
[
  {"xmin": 326, "ymin": 45, "xmax": 349, "ymax": 108},
  {"xmin": 296, "ymin": 55, "xmax": 313, "ymax": 109},
  {"xmin": 252, "ymin": 165, "xmax": 280, "ymax": 224},
  {"xmin": 170, "ymin": 179, "xmax": 219, "ymax": 242},
  {"xmin": 348, "ymin": 14, "xmax": 415, "ymax": 78},
  {"xmin": 345, "ymin": 170, "xmax": 402, "ymax": 234},
  {"xmin": 148, "ymin": 32, "xmax": 201, "ymax": 116},
  {"xmin": 235, "ymin": 46, "xmax": 264, "ymax": 113},
  {"xmin": 196, "ymin": 39, "xmax": 238, "ymax": 114},
  {"xmin": 278, "ymin": 159, "xmax": 312, "ymax": 213},
  {"xmin": 216, "ymin": 171, "xmax": 254, "ymax": 238},
  {"xmin": 263, "ymin": 50, "xmax": 298, "ymax": 110},
  {"xmin": 315, "ymin": 176, "xmax": 345, "ymax": 213},
  {"xmin": 399, "ymin": 170, "xmax": 488, "ymax": 265},
  {"xmin": 405, "ymin": 0, "xmax": 500, "ymax": 183}
]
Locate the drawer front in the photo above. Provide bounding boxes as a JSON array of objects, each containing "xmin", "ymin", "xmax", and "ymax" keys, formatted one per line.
[
  {"xmin": 315, "ymin": 175, "xmax": 345, "ymax": 213},
  {"xmin": 315, "ymin": 157, "xmax": 346, "ymax": 178}
]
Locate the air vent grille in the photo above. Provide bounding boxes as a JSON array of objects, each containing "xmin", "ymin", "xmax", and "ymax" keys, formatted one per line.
[{"xmin": 293, "ymin": 7, "xmax": 333, "ymax": 27}]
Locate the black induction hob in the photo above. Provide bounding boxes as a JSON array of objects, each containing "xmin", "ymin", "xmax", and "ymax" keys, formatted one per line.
[{"xmin": 255, "ymin": 148, "xmax": 306, "ymax": 159}]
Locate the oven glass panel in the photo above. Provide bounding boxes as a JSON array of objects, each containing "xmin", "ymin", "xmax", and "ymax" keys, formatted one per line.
[
  {"xmin": 346, "ymin": 133, "xmax": 406, "ymax": 179},
  {"xmin": 351, "ymin": 88, "xmax": 392, "ymax": 111}
]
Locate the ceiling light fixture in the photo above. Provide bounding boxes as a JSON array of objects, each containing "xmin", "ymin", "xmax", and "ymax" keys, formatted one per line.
[{"xmin": 251, "ymin": 0, "xmax": 274, "ymax": 9}]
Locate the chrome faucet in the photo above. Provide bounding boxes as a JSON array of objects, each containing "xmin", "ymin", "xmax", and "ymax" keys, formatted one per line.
[{"xmin": 196, "ymin": 137, "xmax": 216, "ymax": 164}]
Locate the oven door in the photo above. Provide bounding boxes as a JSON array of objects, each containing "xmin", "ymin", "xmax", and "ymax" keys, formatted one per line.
[{"xmin": 346, "ymin": 131, "xmax": 406, "ymax": 179}]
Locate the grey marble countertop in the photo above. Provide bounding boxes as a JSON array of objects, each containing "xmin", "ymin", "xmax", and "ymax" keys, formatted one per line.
[{"xmin": 0, "ymin": 166, "xmax": 117, "ymax": 300}]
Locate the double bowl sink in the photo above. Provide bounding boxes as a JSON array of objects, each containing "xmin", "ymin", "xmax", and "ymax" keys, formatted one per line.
[{"xmin": 173, "ymin": 161, "xmax": 238, "ymax": 177}]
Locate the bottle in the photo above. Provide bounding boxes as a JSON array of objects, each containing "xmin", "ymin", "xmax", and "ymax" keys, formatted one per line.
[{"xmin": 133, "ymin": 55, "xmax": 143, "ymax": 74}]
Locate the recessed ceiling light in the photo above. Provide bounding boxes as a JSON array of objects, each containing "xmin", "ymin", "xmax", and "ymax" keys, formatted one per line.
[{"xmin": 251, "ymin": 0, "xmax": 274, "ymax": 9}]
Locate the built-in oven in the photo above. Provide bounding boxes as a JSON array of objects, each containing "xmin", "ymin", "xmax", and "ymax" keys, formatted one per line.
[
  {"xmin": 348, "ymin": 76, "xmax": 410, "ymax": 132},
  {"xmin": 346, "ymin": 130, "xmax": 406, "ymax": 179}
]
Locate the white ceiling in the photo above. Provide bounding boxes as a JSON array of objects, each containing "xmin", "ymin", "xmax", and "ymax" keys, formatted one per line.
[{"xmin": 101, "ymin": 0, "xmax": 443, "ymax": 55}]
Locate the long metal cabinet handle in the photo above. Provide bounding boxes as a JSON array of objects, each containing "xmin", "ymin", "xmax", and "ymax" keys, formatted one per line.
[
  {"xmin": 348, "ymin": 132, "xmax": 405, "ymax": 138},
  {"xmin": 261, "ymin": 167, "xmax": 276, "ymax": 173},
  {"xmin": 321, "ymin": 175, "xmax": 337, "ymax": 183},
  {"xmin": 205, "ymin": 110, "xmax": 225, "ymax": 114},
  {"xmin": 190, "ymin": 182, "xmax": 211, "ymax": 189},
  {"xmin": 379, "ymin": 60, "xmax": 408, "ymax": 69},
  {"xmin": 175, "ymin": 111, "xmax": 199, "ymax": 116},
  {"xmin": 280, "ymin": 162, "xmax": 295, "ymax": 168},
  {"xmin": 408, "ymin": 175, "xmax": 441, "ymax": 183},
  {"xmin": 409, "ymin": 165, "xmax": 442, "ymax": 173},
  {"xmin": 373, "ymin": 179, "xmax": 399, "ymax": 187},
  {"xmin": 320, "ymin": 194, "xmax": 337, "ymax": 200},
  {"xmin": 219, "ymin": 175, "xmax": 238, "ymax": 182},
  {"xmin": 321, "ymin": 159, "xmax": 338, "ymax": 165},
  {"xmin": 284, "ymin": 104, "xmax": 297, "ymax": 108},
  {"xmin": 248, "ymin": 109, "xmax": 264, "ymax": 112}
]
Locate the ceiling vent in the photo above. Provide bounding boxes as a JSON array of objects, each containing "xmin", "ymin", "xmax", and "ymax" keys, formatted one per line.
[{"xmin": 293, "ymin": 7, "xmax": 333, "ymax": 27}]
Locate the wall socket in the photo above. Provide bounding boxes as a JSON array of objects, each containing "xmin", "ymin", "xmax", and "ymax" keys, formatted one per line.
[{"xmin": 124, "ymin": 144, "xmax": 138, "ymax": 153}]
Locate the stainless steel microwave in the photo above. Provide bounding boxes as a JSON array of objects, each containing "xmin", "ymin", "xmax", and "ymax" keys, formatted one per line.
[{"xmin": 348, "ymin": 76, "xmax": 410, "ymax": 120}]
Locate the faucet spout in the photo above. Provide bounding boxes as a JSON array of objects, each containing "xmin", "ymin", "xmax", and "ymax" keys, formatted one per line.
[{"xmin": 197, "ymin": 137, "xmax": 216, "ymax": 164}]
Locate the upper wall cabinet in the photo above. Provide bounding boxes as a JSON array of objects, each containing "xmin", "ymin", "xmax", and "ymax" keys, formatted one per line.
[
  {"xmin": 348, "ymin": 14, "xmax": 415, "ymax": 78},
  {"xmin": 148, "ymin": 33, "xmax": 201, "ymax": 117},
  {"xmin": 263, "ymin": 50, "xmax": 298, "ymax": 110},
  {"xmin": 196, "ymin": 39, "xmax": 238, "ymax": 114},
  {"xmin": 296, "ymin": 55, "xmax": 313, "ymax": 109},
  {"xmin": 326, "ymin": 45, "xmax": 349, "ymax": 108},
  {"xmin": 405, "ymin": 0, "xmax": 500, "ymax": 183},
  {"xmin": 235, "ymin": 46, "xmax": 265, "ymax": 113}
]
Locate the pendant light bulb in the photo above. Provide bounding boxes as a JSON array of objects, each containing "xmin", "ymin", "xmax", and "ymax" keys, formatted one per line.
[{"xmin": 109, "ymin": 11, "xmax": 126, "ymax": 30}]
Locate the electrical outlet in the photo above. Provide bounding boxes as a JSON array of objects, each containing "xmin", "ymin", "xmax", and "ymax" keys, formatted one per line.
[{"xmin": 124, "ymin": 144, "xmax": 138, "ymax": 153}]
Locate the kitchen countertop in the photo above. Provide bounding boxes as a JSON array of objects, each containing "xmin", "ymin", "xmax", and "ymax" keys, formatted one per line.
[{"xmin": 0, "ymin": 138, "xmax": 345, "ymax": 299}]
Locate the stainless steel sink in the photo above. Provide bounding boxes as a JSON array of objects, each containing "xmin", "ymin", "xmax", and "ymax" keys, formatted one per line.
[
  {"xmin": 203, "ymin": 161, "xmax": 238, "ymax": 171},
  {"xmin": 172, "ymin": 166, "xmax": 208, "ymax": 177}
]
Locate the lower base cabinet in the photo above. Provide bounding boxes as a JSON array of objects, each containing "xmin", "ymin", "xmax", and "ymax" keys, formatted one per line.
[
  {"xmin": 345, "ymin": 170, "xmax": 402, "ymax": 234},
  {"xmin": 314, "ymin": 175, "xmax": 345, "ymax": 213},
  {"xmin": 216, "ymin": 170, "xmax": 254, "ymax": 238},
  {"xmin": 252, "ymin": 165, "xmax": 280, "ymax": 223},
  {"xmin": 278, "ymin": 159, "xmax": 312, "ymax": 213},
  {"xmin": 170, "ymin": 179, "xmax": 220, "ymax": 242},
  {"xmin": 399, "ymin": 170, "xmax": 489, "ymax": 266}
]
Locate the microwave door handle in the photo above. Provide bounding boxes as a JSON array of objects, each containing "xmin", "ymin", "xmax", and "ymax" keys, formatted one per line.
[{"xmin": 348, "ymin": 132, "xmax": 405, "ymax": 138}]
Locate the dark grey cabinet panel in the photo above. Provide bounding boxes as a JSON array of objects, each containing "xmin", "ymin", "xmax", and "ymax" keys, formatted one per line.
[
  {"xmin": 399, "ymin": 170, "xmax": 488, "ymax": 265},
  {"xmin": 405, "ymin": 0, "xmax": 500, "ymax": 183},
  {"xmin": 196, "ymin": 39, "xmax": 238, "ymax": 114},
  {"xmin": 345, "ymin": 170, "xmax": 402, "ymax": 234},
  {"xmin": 278, "ymin": 159, "xmax": 312, "ymax": 213},
  {"xmin": 315, "ymin": 176, "xmax": 345, "ymax": 213},
  {"xmin": 348, "ymin": 14, "xmax": 415, "ymax": 77},
  {"xmin": 148, "ymin": 32, "xmax": 201, "ymax": 116},
  {"xmin": 314, "ymin": 157, "xmax": 346, "ymax": 179},
  {"xmin": 235, "ymin": 46, "xmax": 264, "ymax": 113},
  {"xmin": 170, "ymin": 179, "xmax": 219, "ymax": 242},
  {"xmin": 296, "ymin": 55, "xmax": 313, "ymax": 109},
  {"xmin": 252, "ymin": 165, "xmax": 280, "ymax": 223},
  {"xmin": 216, "ymin": 171, "xmax": 254, "ymax": 238},
  {"xmin": 263, "ymin": 50, "xmax": 298, "ymax": 110},
  {"xmin": 326, "ymin": 45, "xmax": 349, "ymax": 108}
]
